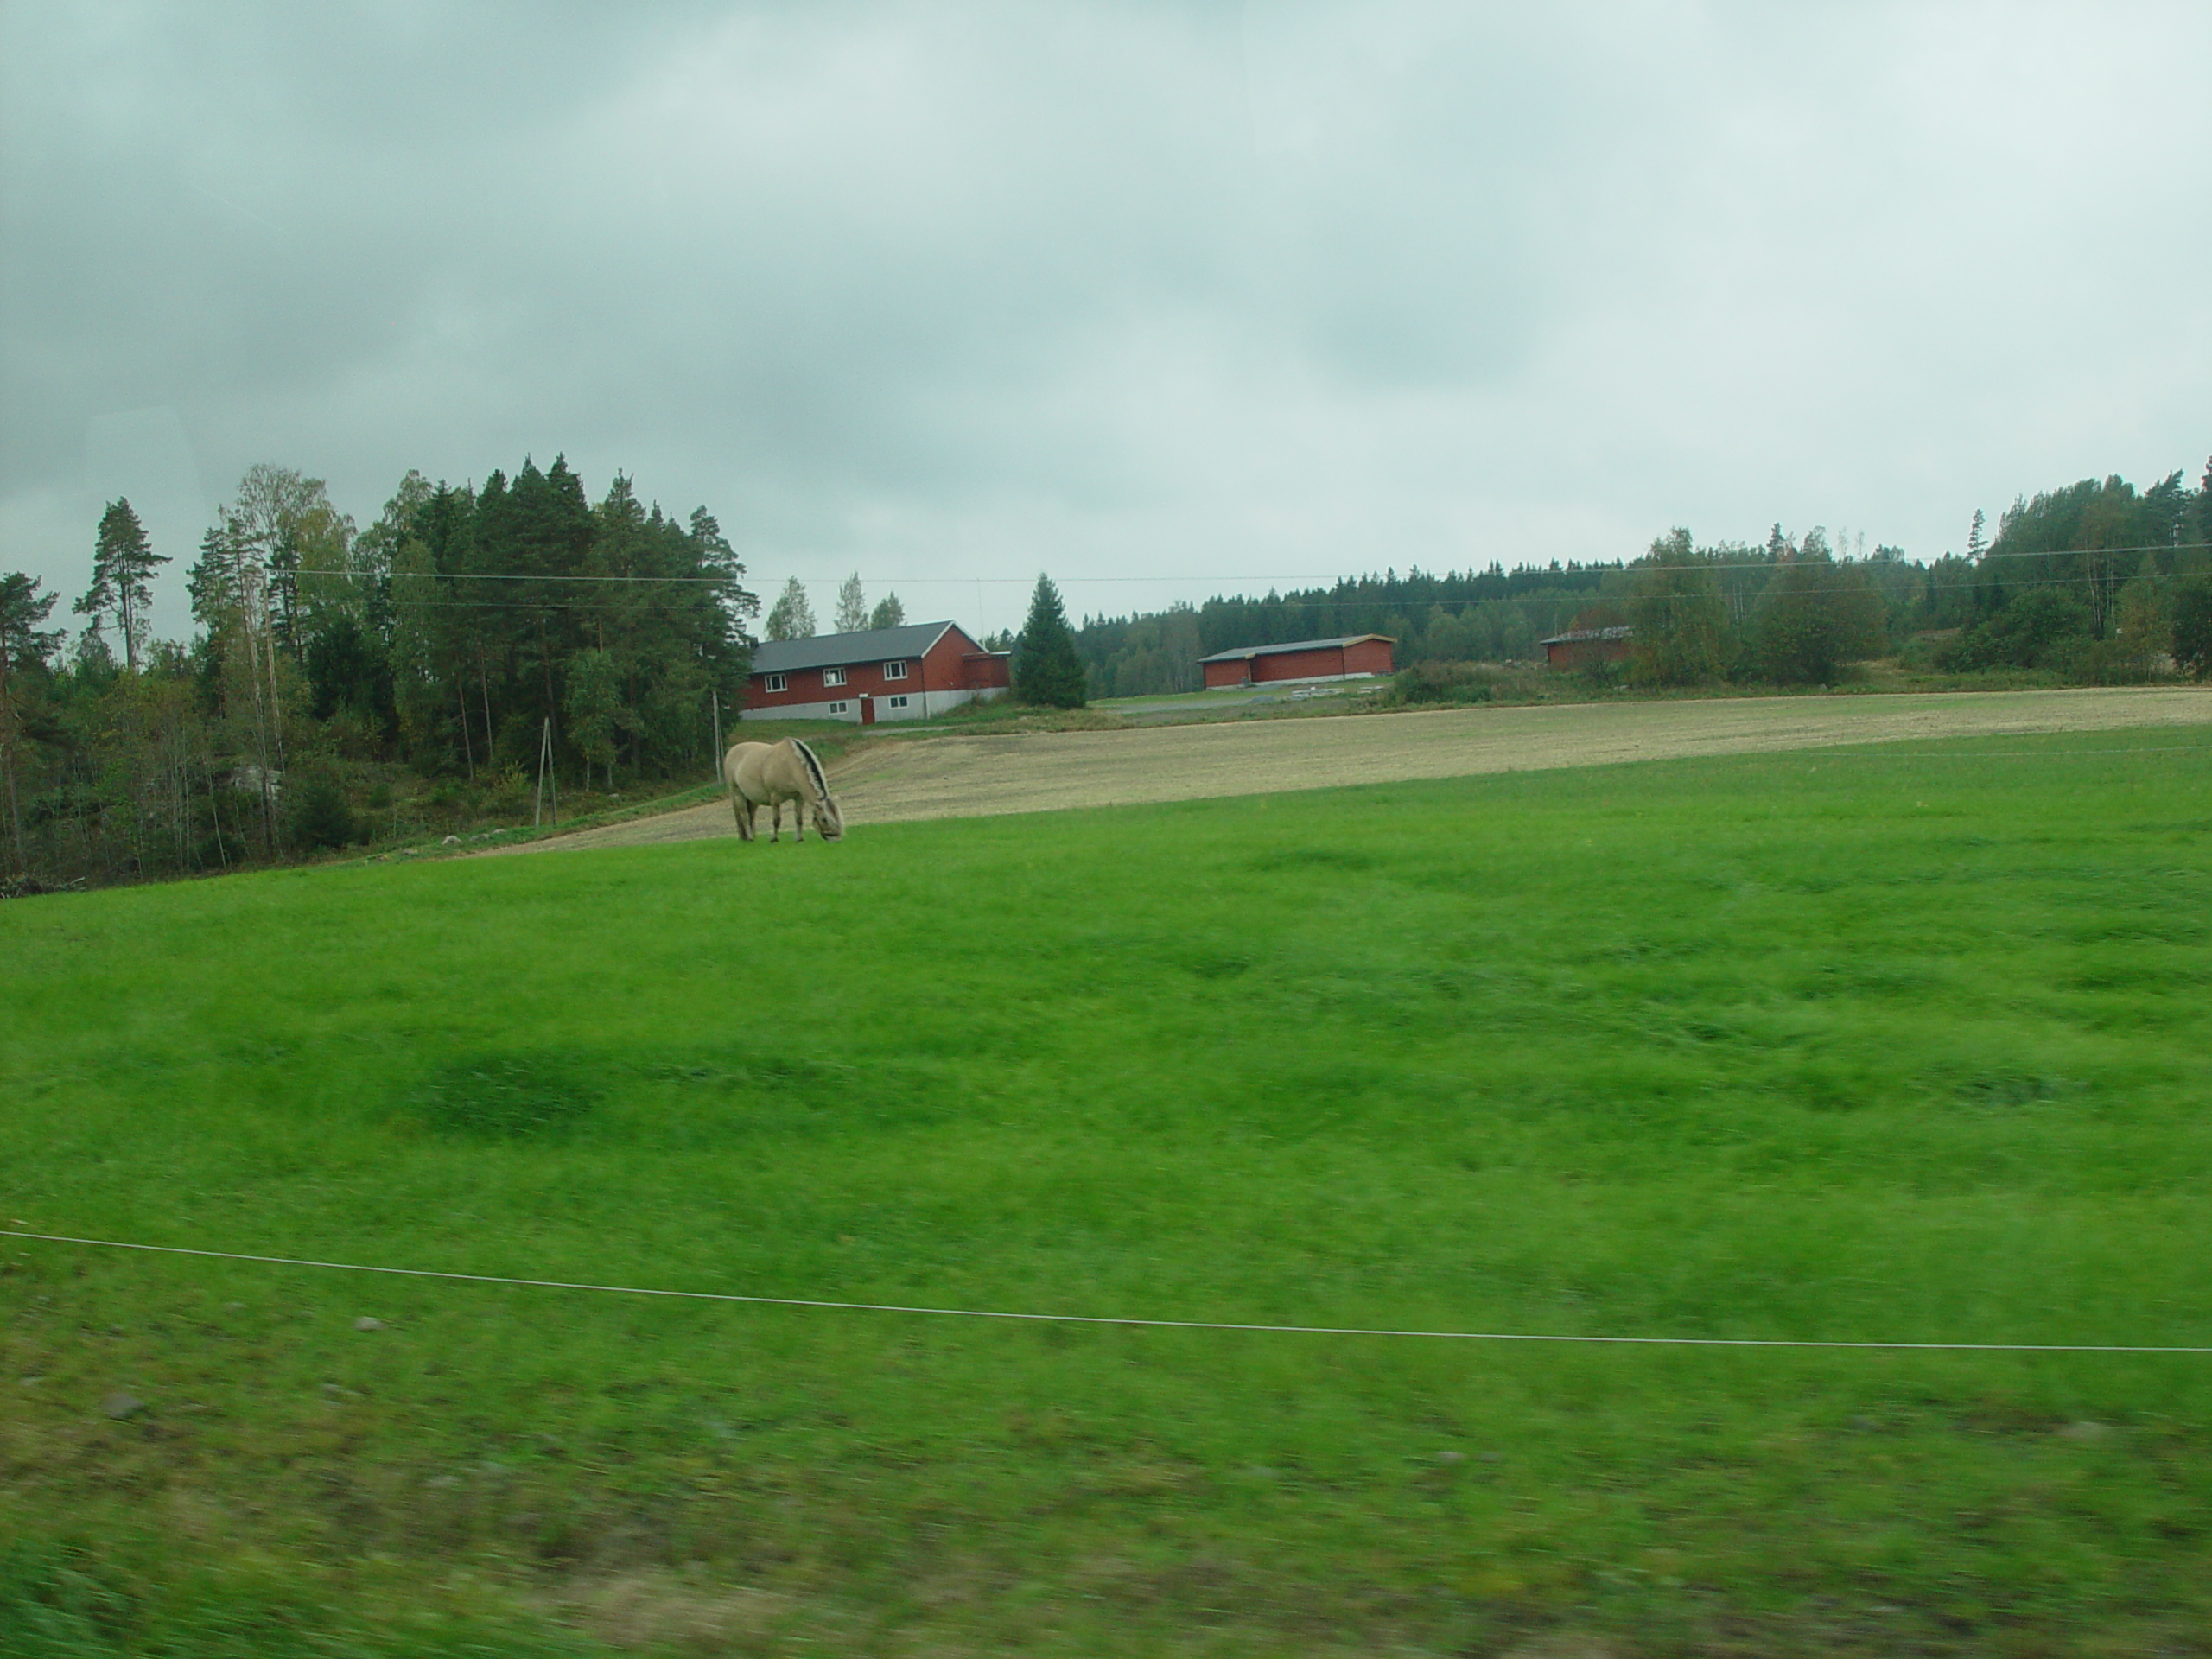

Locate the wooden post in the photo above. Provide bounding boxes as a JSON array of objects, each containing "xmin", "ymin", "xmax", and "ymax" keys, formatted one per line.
[
  {"xmin": 711, "ymin": 689, "xmax": 723, "ymax": 780},
  {"xmin": 534, "ymin": 716, "xmax": 550, "ymax": 829}
]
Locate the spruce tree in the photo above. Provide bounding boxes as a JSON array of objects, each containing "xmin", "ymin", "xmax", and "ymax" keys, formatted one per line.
[
  {"xmin": 79, "ymin": 498, "xmax": 168, "ymax": 673},
  {"xmin": 1013, "ymin": 573, "xmax": 1086, "ymax": 708},
  {"xmin": 868, "ymin": 592, "xmax": 905, "ymax": 630}
]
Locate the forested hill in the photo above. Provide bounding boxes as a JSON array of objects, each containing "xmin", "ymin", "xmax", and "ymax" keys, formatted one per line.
[
  {"xmin": 1, "ymin": 458, "xmax": 756, "ymax": 889},
  {"xmin": 1075, "ymin": 462, "xmax": 2212, "ymax": 698}
]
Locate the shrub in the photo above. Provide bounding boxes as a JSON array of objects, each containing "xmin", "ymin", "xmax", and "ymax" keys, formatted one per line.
[
  {"xmin": 1391, "ymin": 662, "xmax": 1495, "ymax": 705},
  {"xmin": 1937, "ymin": 589, "xmax": 2093, "ymax": 673},
  {"xmin": 286, "ymin": 773, "xmax": 356, "ymax": 850},
  {"xmin": 2173, "ymin": 575, "xmax": 2212, "ymax": 680}
]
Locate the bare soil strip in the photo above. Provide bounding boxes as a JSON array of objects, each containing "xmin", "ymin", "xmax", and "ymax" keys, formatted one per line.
[{"xmin": 505, "ymin": 687, "xmax": 2212, "ymax": 854}]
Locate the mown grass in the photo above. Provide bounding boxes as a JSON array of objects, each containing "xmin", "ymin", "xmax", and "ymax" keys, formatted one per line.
[{"xmin": 3, "ymin": 728, "xmax": 2210, "ymax": 1656}]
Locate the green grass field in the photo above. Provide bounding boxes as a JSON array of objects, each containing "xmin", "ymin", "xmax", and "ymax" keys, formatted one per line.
[{"xmin": 4, "ymin": 729, "xmax": 2210, "ymax": 1656}]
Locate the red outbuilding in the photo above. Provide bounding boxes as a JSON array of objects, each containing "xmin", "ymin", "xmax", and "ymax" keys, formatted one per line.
[
  {"xmin": 1197, "ymin": 633, "xmax": 1396, "ymax": 690},
  {"xmin": 1538, "ymin": 626, "xmax": 1634, "ymax": 669},
  {"xmin": 742, "ymin": 621, "xmax": 1010, "ymax": 725}
]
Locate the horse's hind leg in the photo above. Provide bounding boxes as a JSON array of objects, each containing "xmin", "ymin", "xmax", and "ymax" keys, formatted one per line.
[
  {"xmin": 730, "ymin": 790, "xmax": 754, "ymax": 841},
  {"xmin": 768, "ymin": 800, "xmax": 783, "ymax": 842}
]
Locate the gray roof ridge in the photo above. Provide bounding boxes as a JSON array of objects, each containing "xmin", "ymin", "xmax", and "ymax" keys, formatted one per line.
[{"xmin": 750, "ymin": 620, "xmax": 958, "ymax": 674}]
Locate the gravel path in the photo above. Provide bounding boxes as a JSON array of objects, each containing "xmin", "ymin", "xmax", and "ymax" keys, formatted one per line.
[{"xmin": 501, "ymin": 686, "xmax": 2212, "ymax": 854}]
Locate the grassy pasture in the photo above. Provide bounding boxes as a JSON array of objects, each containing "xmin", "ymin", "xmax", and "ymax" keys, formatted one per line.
[{"xmin": 3, "ymin": 729, "xmax": 2211, "ymax": 1656}]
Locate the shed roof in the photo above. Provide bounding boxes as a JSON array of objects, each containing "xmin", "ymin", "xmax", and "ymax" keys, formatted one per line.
[
  {"xmin": 1537, "ymin": 626, "xmax": 1634, "ymax": 645},
  {"xmin": 750, "ymin": 621, "xmax": 960, "ymax": 675},
  {"xmin": 1196, "ymin": 632, "xmax": 1395, "ymax": 665}
]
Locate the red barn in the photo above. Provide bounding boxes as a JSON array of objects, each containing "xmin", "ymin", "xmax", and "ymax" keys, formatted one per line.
[
  {"xmin": 1197, "ymin": 633, "xmax": 1396, "ymax": 690},
  {"xmin": 743, "ymin": 621, "xmax": 1010, "ymax": 725}
]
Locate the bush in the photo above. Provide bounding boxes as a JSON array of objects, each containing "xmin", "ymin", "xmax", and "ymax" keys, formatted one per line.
[
  {"xmin": 2173, "ymin": 575, "xmax": 2212, "ymax": 680},
  {"xmin": 1937, "ymin": 589, "xmax": 2093, "ymax": 673},
  {"xmin": 286, "ymin": 773, "xmax": 357, "ymax": 850},
  {"xmin": 1391, "ymin": 662, "xmax": 1496, "ymax": 705}
]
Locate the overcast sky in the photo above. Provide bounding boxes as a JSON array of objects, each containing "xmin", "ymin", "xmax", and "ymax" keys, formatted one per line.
[{"xmin": 4, "ymin": 2, "xmax": 2207, "ymax": 641}]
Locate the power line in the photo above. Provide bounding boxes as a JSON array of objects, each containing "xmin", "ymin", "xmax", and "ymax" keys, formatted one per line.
[{"xmin": 8, "ymin": 1230, "xmax": 2206, "ymax": 1354}]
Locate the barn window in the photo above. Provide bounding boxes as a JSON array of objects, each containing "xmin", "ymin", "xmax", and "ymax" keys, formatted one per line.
[
  {"xmin": 887, "ymin": 695, "xmax": 908, "ymax": 708},
  {"xmin": 882, "ymin": 659, "xmax": 909, "ymax": 680},
  {"xmin": 762, "ymin": 672, "xmax": 787, "ymax": 693},
  {"xmin": 829, "ymin": 701, "xmax": 849, "ymax": 714},
  {"xmin": 823, "ymin": 667, "xmax": 847, "ymax": 687}
]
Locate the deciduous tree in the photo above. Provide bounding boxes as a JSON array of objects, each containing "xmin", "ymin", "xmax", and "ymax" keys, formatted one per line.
[
  {"xmin": 2, "ymin": 572, "xmax": 64, "ymax": 874},
  {"xmin": 766, "ymin": 578, "xmax": 816, "ymax": 641},
  {"xmin": 1751, "ymin": 531, "xmax": 1884, "ymax": 684},
  {"xmin": 835, "ymin": 572, "xmax": 869, "ymax": 633},
  {"xmin": 1626, "ymin": 528, "xmax": 1726, "ymax": 686}
]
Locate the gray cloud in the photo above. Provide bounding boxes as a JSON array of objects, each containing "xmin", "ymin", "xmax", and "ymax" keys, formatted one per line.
[{"xmin": 3, "ymin": 1, "xmax": 2206, "ymax": 640}]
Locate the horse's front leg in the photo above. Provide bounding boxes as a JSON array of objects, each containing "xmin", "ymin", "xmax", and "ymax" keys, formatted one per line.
[{"xmin": 768, "ymin": 799, "xmax": 783, "ymax": 842}]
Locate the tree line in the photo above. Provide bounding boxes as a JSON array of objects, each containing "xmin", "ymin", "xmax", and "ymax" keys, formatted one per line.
[
  {"xmin": 5, "ymin": 454, "xmax": 2205, "ymax": 890},
  {"xmin": 2, "ymin": 458, "xmax": 755, "ymax": 888},
  {"xmin": 1073, "ymin": 461, "xmax": 2212, "ymax": 698}
]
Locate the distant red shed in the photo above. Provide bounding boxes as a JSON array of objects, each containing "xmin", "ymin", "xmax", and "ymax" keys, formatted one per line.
[
  {"xmin": 743, "ymin": 620, "xmax": 1009, "ymax": 725},
  {"xmin": 1197, "ymin": 633, "xmax": 1396, "ymax": 690},
  {"xmin": 1538, "ymin": 626, "xmax": 1633, "ymax": 669}
]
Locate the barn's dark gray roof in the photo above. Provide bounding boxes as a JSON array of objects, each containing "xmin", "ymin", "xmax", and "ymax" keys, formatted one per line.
[
  {"xmin": 1196, "ymin": 632, "xmax": 1395, "ymax": 664},
  {"xmin": 749, "ymin": 621, "xmax": 963, "ymax": 675}
]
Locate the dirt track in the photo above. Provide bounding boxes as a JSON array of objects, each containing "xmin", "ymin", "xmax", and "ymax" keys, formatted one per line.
[{"xmin": 505, "ymin": 687, "xmax": 2212, "ymax": 854}]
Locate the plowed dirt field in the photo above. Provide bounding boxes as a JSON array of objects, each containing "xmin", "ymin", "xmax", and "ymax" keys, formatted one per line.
[{"xmin": 504, "ymin": 685, "xmax": 2211, "ymax": 854}]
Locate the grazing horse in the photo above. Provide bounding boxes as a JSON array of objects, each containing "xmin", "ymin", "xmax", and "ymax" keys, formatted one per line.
[{"xmin": 723, "ymin": 738, "xmax": 844, "ymax": 843}]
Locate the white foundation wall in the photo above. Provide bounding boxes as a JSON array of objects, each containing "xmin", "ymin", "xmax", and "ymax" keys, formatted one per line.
[
  {"xmin": 740, "ymin": 697, "xmax": 861, "ymax": 723},
  {"xmin": 739, "ymin": 686, "xmax": 1007, "ymax": 723}
]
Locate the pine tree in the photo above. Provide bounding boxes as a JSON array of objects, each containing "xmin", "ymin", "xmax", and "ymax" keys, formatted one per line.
[
  {"xmin": 79, "ymin": 498, "xmax": 168, "ymax": 673},
  {"xmin": 835, "ymin": 572, "xmax": 869, "ymax": 633},
  {"xmin": 765, "ymin": 579, "xmax": 816, "ymax": 640},
  {"xmin": 868, "ymin": 592, "xmax": 905, "ymax": 630},
  {"xmin": 1013, "ymin": 573, "xmax": 1086, "ymax": 708},
  {"xmin": 1967, "ymin": 508, "xmax": 1986, "ymax": 562}
]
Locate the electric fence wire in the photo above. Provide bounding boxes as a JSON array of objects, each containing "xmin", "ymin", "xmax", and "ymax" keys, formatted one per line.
[
  {"xmin": 295, "ymin": 536, "xmax": 2212, "ymax": 588},
  {"xmin": 5, "ymin": 1230, "xmax": 2209, "ymax": 1354}
]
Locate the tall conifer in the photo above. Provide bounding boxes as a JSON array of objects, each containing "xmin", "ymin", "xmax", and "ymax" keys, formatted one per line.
[
  {"xmin": 1013, "ymin": 573, "xmax": 1086, "ymax": 707},
  {"xmin": 79, "ymin": 498, "xmax": 168, "ymax": 673}
]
